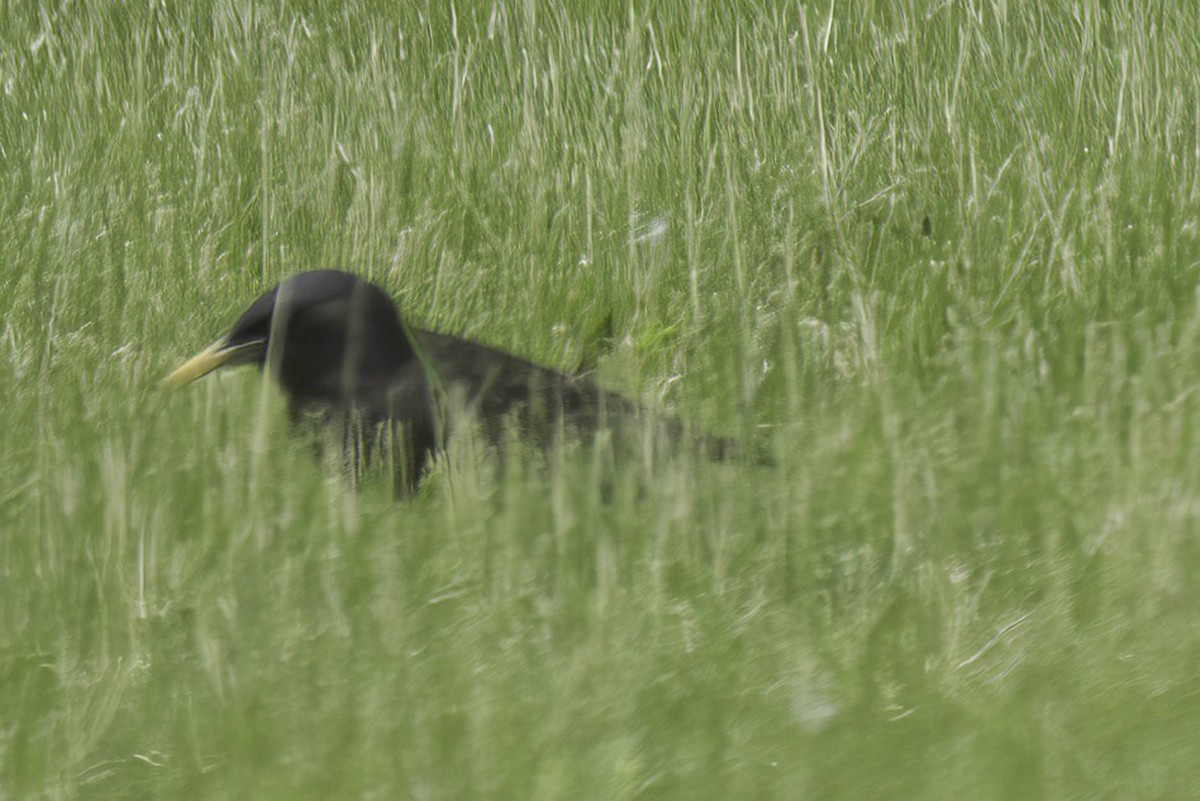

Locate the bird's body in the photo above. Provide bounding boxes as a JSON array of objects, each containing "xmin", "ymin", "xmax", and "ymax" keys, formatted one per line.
[{"xmin": 163, "ymin": 269, "xmax": 736, "ymax": 493}]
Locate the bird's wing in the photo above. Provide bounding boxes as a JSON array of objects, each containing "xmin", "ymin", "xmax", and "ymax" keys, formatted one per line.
[
  {"xmin": 410, "ymin": 329, "xmax": 639, "ymax": 422},
  {"xmin": 408, "ymin": 329, "xmax": 752, "ymax": 462}
]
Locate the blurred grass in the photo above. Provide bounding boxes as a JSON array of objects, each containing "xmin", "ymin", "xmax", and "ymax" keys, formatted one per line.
[{"xmin": 3, "ymin": 1, "xmax": 1200, "ymax": 798}]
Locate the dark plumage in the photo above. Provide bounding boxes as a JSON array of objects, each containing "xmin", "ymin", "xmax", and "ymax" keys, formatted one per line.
[{"xmin": 163, "ymin": 269, "xmax": 738, "ymax": 493}]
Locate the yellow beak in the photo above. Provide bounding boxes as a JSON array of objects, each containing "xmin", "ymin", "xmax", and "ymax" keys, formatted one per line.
[{"xmin": 160, "ymin": 340, "xmax": 261, "ymax": 389}]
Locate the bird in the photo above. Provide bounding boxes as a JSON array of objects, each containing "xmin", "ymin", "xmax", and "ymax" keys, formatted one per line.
[{"xmin": 161, "ymin": 269, "xmax": 742, "ymax": 494}]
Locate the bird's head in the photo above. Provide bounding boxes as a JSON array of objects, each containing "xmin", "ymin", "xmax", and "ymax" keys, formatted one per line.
[{"xmin": 161, "ymin": 270, "xmax": 417, "ymax": 404}]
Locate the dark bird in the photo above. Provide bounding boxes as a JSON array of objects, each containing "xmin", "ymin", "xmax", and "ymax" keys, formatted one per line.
[{"xmin": 162, "ymin": 269, "xmax": 740, "ymax": 493}]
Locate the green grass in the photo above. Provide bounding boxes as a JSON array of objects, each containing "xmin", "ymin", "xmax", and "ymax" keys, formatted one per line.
[{"xmin": 4, "ymin": 1, "xmax": 1200, "ymax": 798}]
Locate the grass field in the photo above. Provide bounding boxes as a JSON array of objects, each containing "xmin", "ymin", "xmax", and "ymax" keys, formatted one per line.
[{"xmin": 4, "ymin": 1, "xmax": 1200, "ymax": 798}]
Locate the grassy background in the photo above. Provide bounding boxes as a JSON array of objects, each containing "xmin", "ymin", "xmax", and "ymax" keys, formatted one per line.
[{"xmin": 4, "ymin": 1, "xmax": 1200, "ymax": 798}]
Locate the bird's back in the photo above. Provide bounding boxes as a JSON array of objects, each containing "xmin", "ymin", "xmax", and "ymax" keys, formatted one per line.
[{"xmin": 410, "ymin": 329, "xmax": 642, "ymax": 436}]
